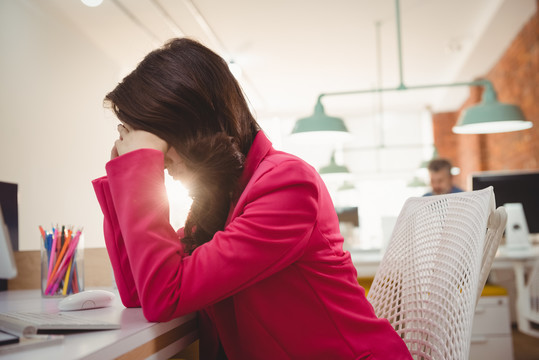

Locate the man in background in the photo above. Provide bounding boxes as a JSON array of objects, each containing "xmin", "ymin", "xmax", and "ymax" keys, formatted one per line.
[{"xmin": 423, "ymin": 158, "xmax": 464, "ymax": 196}]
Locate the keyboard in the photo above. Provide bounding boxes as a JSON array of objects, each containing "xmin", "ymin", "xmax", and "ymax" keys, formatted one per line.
[{"xmin": 0, "ymin": 312, "xmax": 120, "ymax": 336}]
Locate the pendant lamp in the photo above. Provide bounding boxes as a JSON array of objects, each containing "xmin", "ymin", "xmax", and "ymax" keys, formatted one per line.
[
  {"xmin": 319, "ymin": 151, "xmax": 353, "ymax": 182},
  {"xmin": 291, "ymin": 100, "xmax": 352, "ymax": 143},
  {"xmin": 319, "ymin": 152, "xmax": 350, "ymax": 175},
  {"xmin": 338, "ymin": 181, "xmax": 356, "ymax": 191},
  {"xmin": 452, "ymin": 84, "xmax": 532, "ymax": 134},
  {"xmin": 407, "ymin": 176, "xmax": 428, "ymax": 187}
]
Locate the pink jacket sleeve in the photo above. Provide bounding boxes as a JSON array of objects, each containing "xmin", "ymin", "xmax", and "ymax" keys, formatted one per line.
[
  {"xmin": 97, "ymin": 148, "xmax": 319, "ymax": 322},
  {"xmin": 92, "ymin": 176, "xmax": 141, "ymax": 308}
]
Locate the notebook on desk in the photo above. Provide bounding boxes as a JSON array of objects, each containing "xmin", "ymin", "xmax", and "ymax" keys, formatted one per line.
[{"xmin": 0, "ymin": 312, "xmax": 120, "ymax": 336}]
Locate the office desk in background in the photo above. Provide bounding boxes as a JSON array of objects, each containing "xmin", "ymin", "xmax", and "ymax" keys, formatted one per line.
[
  {"xmin": 491, "ymin": 244, "xmax": 539, "ymax": 270},
  {"xmin": 352, "ymin": 244, "xmax": 539, "ymax": 276},
  {"xmin": 0, "ymin": 289, "xmax": 198, "ymax": 360}
]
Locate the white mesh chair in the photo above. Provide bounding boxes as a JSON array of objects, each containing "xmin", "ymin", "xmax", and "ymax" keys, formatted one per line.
[
  {"xmin": 367, "ymin": 187, "xmax": 506, "ymax": 360},
  {"xmin": 516, "ymin": 258, "xmax": 539, "ymax": 337}
]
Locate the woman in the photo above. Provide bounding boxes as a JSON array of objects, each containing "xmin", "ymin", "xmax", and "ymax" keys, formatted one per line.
[{"xmin": 93, "ymin": 38, "xmax": 411, "ymax": 360}]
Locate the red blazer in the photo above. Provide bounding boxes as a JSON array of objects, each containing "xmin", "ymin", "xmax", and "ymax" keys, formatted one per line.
[{"xmin": 92, "ymin": 131, "xmax": 411, "ymax": 360}]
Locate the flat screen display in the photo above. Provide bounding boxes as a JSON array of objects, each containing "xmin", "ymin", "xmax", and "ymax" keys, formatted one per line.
[
  {"xmin": 0, "ymin": 182, "xmax": 17, "ymax": 251},
  {"xmin": 471, "ymin": 171, "xmax": 539, "ymax": 234}
]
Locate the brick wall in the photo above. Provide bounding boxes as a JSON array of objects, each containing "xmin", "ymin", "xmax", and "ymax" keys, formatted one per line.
[{"xmin": 431, "ymin": 1, "xmax": 539, "ymax": 190}]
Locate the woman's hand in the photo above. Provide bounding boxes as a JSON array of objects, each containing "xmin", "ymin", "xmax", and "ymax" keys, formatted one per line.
[
  {"xmin": 110, "ymin": 144, "xmax": 119, "ymax": 160},
  {"xmin": 114, "ymin": 123, "xmax": 169, "ymax": 157}
]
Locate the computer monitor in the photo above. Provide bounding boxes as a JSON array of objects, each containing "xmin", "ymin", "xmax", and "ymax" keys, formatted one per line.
[
  {"xmin": 0, "ymin": 181, "xmax": 18, "ymax": 288},
  {"xmin": 471, "ymin": 171, "xmax": 539, "ymax": 235},
  {"xmin": 0, "ymin": 182, "xmax": 18, "ymax": 251},
  {"xmin": 0, "ymin": 205, "xmax": 17, "ymax": 280}
]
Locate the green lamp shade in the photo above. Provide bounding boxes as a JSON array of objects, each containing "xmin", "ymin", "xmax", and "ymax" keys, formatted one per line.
[
  {"xmin": 338, "ymin": 182, "xmax": 356, "ymax": 191},
  {"xmin": 291, "ymin": 101, "xmax": 351, "ymax": 143},
  {"xmin": 293, "ymin": 113, "xmax": 348, "ymax": 133},
  {"xmin": 407, "ymin": 176, "xmax": 427, "ymax": 187},
  {"xmin": 319, "ymin": 152, "xmax": 351, "ymax": 175},
  {"xmin": 453, "ymin": 87, "xmax": 532, "ymax": 134},
  {"xmin": 292, "ymin": 101, "xmax": 348, "ymax": 134},
  {"xmin": 319, "ymin": 161, "xmax": 350, "ymax": 175}
]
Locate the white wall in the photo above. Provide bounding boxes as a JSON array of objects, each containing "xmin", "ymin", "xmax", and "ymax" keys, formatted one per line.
[{"xmin": 0, "ymin": 1, "xmax": 120, "ymax": 250}]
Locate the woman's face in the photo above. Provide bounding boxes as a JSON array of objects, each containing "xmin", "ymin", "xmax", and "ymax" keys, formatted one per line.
[{"xmin": 164, "ymin": 147, "xmax": 192, "ymax": 185}]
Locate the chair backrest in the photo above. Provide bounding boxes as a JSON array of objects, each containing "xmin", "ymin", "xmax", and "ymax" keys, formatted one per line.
[
  {"xmin": 477, "ymin": 202, "xmax": 507, "ymax": 302},
  {"xmin": 367, "ymin": 187, "xmax": 506, "ymax": 360}
]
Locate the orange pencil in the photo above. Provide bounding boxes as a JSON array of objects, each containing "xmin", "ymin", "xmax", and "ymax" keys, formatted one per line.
[{"xmin": 39, "ymin": 225, "xmax": 47, "ymax": 242}]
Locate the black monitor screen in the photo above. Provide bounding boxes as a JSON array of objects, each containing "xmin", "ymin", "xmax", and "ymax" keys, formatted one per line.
[
  {"xmin": 471, "ymin": 171, "xmax": 539, "ymax": 234},
  {"xmin": 0, "ymin": 181, "xmax": 18, "ymax": 251}
]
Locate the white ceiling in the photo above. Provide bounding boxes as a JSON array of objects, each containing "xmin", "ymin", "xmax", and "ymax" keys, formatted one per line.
[{"xmin": 42, "ymin": 0, "xmax": 535, "ymax": 120}]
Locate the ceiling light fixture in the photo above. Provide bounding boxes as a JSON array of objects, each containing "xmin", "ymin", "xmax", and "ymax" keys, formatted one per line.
[
  {"xmin": 318, "ymin": 151, "xmax": 354, "ymax": 184},
  {"xmin": 452, "ymin": 83, "xmax": 531, "ymax": 134},
  {"xmin": 319, "ymin": 151, "xmax": 351, "ymax": 176},
  {"xmin": 291, "ymin": 100, "xmax": 352, "ymax": 143},
  {"xmin": 294, "ymin": 0, "xmax": 531, "ymax": 138}
]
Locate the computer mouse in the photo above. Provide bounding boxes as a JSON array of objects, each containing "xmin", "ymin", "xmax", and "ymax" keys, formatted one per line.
[{"xmin": 58, "ymin": 289, "xmax": 116, "ymax": 311}]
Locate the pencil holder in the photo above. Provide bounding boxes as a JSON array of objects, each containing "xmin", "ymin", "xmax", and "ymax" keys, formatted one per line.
[{"xmin": 40, "ymin": 226, "xmax": 84, "ymax": 297}]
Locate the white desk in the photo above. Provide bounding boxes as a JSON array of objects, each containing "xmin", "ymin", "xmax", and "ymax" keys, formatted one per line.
[
  {"xmin": 490, "ymin": 245, "xmax": 539, "ymax": 335},
  {"xmin": 0, "ymin": 289, "xmax": 198, "ymax": 360},
  {"xmin": 352, "ymin": 245, "xmax": 539, "ymax": 277},
  {"xmin": 491, "ymin": 245, "xmax": 539, "ymax": 270},
  {"xmin": 352, "ymin": 245, "xmax": 539, "ymax": 330}
]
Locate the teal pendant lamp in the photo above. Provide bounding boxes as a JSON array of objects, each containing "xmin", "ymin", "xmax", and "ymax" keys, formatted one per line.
[
  {"xmin": 338, "ymin": 181, "xmax": 356, "ymax": 191},
  {"xmin": 319, "ymin": 151, "xmax": 353, "ymax": 183},
  {"xmin": 407, "ymin": 176, "xmax": 427, "ymax": 187},
  {"xmin": 453, "ymin": 84, "xmax": 532, "ymax": 134},
  {"xmin": 319, "ymin": 152, "xmax": 350, "ymax": 175},
  {"xmin": 291, "ymin": 99, "xmax": 352, "ymax": 143}
]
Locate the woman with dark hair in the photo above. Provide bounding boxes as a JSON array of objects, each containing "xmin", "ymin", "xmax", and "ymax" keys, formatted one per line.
[{"xmin": 93, "ymin": 38, "xmax": 411, "ymax": 360}]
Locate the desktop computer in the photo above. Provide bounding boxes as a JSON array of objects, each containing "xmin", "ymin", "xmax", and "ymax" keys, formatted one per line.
[
  {"xmin": 0, "ymin": 182, "xmax": 18, "ymax": 290},
  {"xmin": 0, "ymin": 206, "xmax": 17, "ymax": 280},
  {"xmin": 471, "ymin": 170, "xmax": 539, "ymax": 250}
]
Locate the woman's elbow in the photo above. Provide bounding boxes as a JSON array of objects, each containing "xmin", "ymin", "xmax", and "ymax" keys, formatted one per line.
[
  {"xmin": 140, "ymin": 295, "xmax": 195, "ymax": 322},
  {"xmin": 119, "ymin": 293, "xmax": 141, "ymax": 308},
  {"xmin": 141, "ymin": 303, "xmax": 177, "ymax": 322},
  {"xmin": 140, "ymin": 294, "xmax": 185, "ymax": 322},
  {"xmin": 122, "ymin": 300, "xmax": 141, "ymax": 309}
]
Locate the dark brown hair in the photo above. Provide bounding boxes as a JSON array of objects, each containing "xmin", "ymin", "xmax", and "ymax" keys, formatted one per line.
[
  {"xmin": 427, "ymin": 158, "xmax": 453, "ymax": 174},
  {"xmin": 104, "ymin": 38, "xmax": 260, "ymax": 254}
]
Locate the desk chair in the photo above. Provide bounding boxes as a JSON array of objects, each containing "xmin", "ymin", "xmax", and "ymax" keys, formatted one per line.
[
  {"xmin": 367, "ymin": 187, "xmax": 506, "ymax": 360},
  {"xmin": 517, "ymin": 258, "xmax": 539, "ymax": 337}
]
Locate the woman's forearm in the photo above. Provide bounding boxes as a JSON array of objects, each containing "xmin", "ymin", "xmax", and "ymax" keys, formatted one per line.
[{"xmin": 92, "ymin": 176, "xmax": 141, "ymax": 308}]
